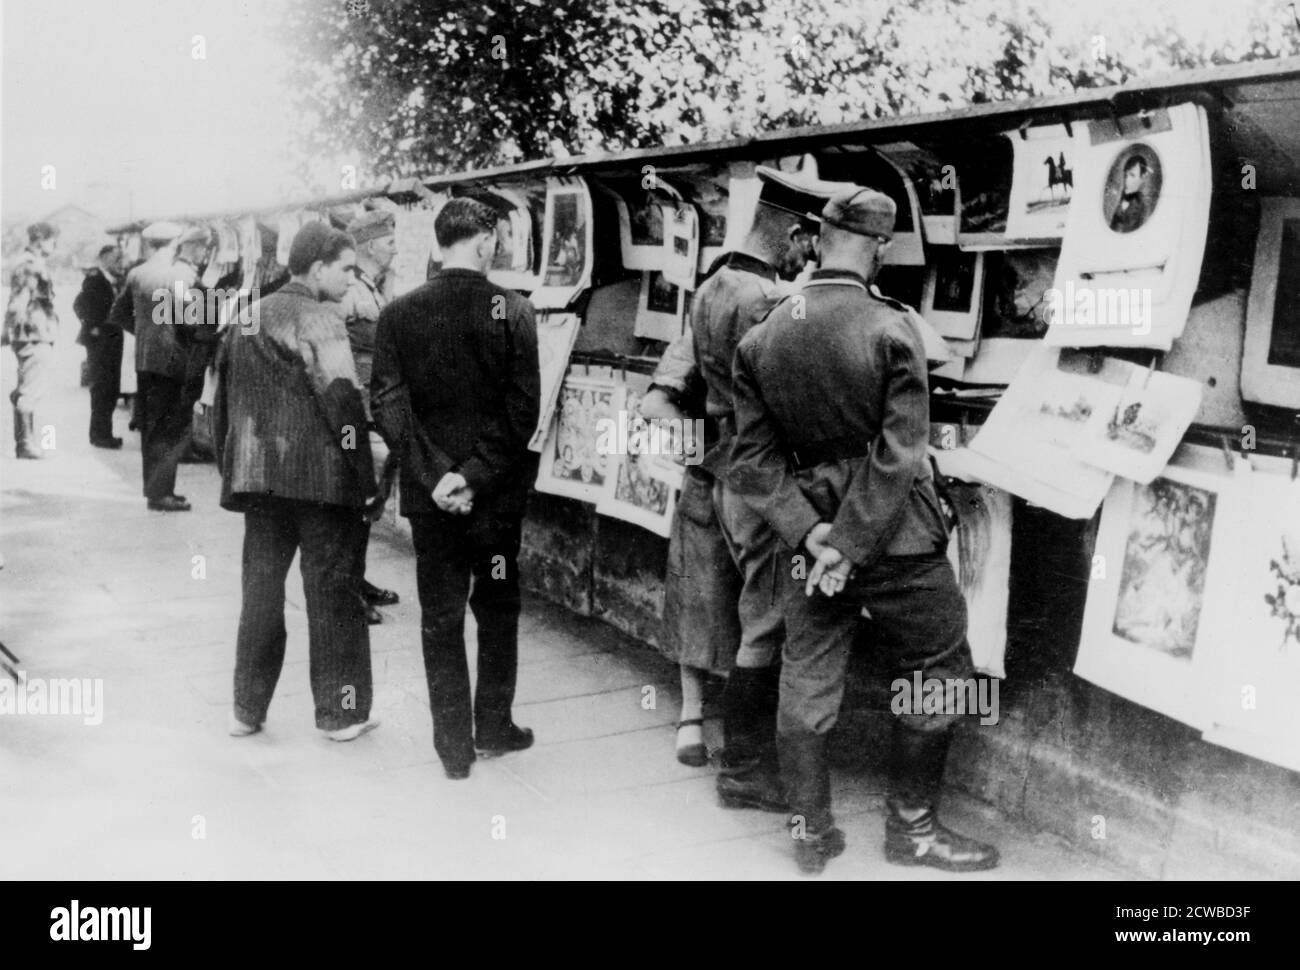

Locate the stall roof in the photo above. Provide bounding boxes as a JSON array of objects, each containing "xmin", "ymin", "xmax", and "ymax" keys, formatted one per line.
[{"xmin": 109, "ymin": 54, "xmax": 1300, "ymax": 233}]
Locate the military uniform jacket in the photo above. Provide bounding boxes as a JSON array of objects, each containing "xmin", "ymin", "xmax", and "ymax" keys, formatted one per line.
[
  {"xmin": 115, "ymin": 254, "xmax": 201, "ymax": 380},
  {"xmin": 729, "ymin": 269, "xmax": 949, "ymax": 568},
  {"xmin": 338, "ymin": 266, "xmax": 385, "ymax": 409},
  {"xmin": 689, "ymin": 251, "xmax": 783, "ymax": 475},
  {"xmin": 371, "ymin": 268, "xmax": 540, "ymax": 524},
  {"xmin": 4, "ymin": 249, "xmax": 58, "ymax": 345}
]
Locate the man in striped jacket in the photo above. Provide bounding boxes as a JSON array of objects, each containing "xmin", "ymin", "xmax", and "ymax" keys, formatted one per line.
[{"xmin": 214, "ymin": 222, "xmax": 379, "ymax": 743}]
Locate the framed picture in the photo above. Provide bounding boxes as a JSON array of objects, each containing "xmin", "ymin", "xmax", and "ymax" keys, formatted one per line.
[
  {"xmin": 1073, "ymin": 455, "xmax": 1237, "ymax": 728},
  {"xmin": 481, "ymin": 184, "xmax": 542, "ymax": 293},
  {"xmin": 1242, "ymin": 197, "xmax": 1300, "ymax": 409},
  {"xmin": 661, "ymin": 204, "xmax": 699, "ymax": 290},
  {"xmin": 1200, "ymin": 464, "xmax": 1300, "ymax": 770},
  {"xmin": 922, "ymin": 248, "xmax": 984, "ymax": 340},
  {"xmin": 598, "ymin": 176, "xmax": 673, "ymax": 271},
  {"xmin": 532, "ymin": 178, "xmax": 594, "ymax": 310},
  {"xmin": 1003, "ymin": 124, "xmax": 1076, "ymax": 242},
  {"xmin": 877, "ymin": 141, "xmax": 959, "ymax": 244},
  {"xmin": 595, "ymin": 373, "xmax": 678, "ymax": 538},
  {"xmin": 534, "ymin": 371, "xmax": 621, "ymax": 503},
  {"xmin": 527, "ymin": 312, "xmax": 582, "ymax": 452},
  {"xmin": 1046, "ymin": 103, "xmax": 1210, "ymax": 351},
  {"xmin": 634, "ymin": 270, "xmax": 684, "ymax": 342}
]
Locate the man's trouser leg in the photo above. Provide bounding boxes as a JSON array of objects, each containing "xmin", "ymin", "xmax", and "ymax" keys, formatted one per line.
[
  {"xmin": 467, "ymin": 520, "xmax": 523, "ymax": 740},
  {"xmin": 10, "ymin": 342, "xmax": 52, "ymax": 457},
  {"xmin": 715, "ymin": 481, "xmax": 786, "ymax": 810},
  {"xmin": 233, "ymin": 504, "xmax": 298, "ymax": 726},
  {"xmin": 410, "ymin": 513, "xmax": 476, "ymax": 770},
  {"xmin": 138, "ymin": 372, "xmax": 189, "ymax": 500},
  {"xmin": 857, "ymin": 552, "xmax": 998, "ymax": 870},
  {"xmin": 298, "ymin": 501, "xmax": 373, "ymax": 731},
  {"xmin": 87, "ymin": 336, "xmax": 122, "ymax": 442}
]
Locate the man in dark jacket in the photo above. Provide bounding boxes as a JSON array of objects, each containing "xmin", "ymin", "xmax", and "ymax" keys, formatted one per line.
[
  {"xmin": 214, "ymin": 221, "xmax": 378, "ymax": 742},
  {"xmin": 75, "ymin": 245, "xmax": 126, "ymax": 448},
  {"xmin": 730, "ymin": 187, "xmax": 999, "ymax": 876},
  {"xmin": 371, "ymin": 197, "xmax": 540, "ymax": 780}
]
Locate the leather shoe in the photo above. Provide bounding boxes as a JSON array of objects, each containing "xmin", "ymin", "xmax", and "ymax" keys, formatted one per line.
[
  {"xmin": 90, "ymin": 436, "xmax": 123, "ymax": 449},
  {"xmin": 444, "ymin": 763, "xmax": 472, "ymax": 780},
  {"xmin": 147, "ymin": 495, "xmax": 191, "ymax": 512},
  {"xmin": 364, "ymin": 602, "xmax": 383, "ymax": 625},
  {"xmin": 884, "ymin": 801, "xmax": 1000, "ymax": 872},
  {"xmin": 675, "ymin": 718, "xmax": 707, "ymax": 767},
  {"xmin": 717, "ymin": 768, "xmax": 788, "ymax": 813},
  {"xmin": 362, "ymin": 580, "xmax": 399, "ymax": 606},
  {"xmin": 794, "ymin": 826, "xmax": 846, "ymax": 876},
  {"xmin": 475, "ymin": 723, "xmax": 534, "ymax": 758}
]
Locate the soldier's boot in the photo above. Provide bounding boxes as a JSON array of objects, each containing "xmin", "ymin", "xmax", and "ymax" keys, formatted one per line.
[
  {"xmin": 779, "ymin": 732, "xmax": 844, "ymax": 876},
  {"xmin": 883, "ymin": 726, "xmax": 999, "ymax": 872},
  {"xmin": 13, "ymin": 408, "xmax": 43, "ymax": 460},
  {"xmin": 716, "ymin": 666, "xmax": 786, "ymax": 813}
]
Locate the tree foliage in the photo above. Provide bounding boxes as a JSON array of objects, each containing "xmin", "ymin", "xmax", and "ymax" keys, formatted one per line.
[{"xmin": 283, "ymin": 0, "xmax": 1300, "ymax": 187}]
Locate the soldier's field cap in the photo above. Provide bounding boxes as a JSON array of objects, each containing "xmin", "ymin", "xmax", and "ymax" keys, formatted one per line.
[
  {"xmin": 346, "ymin": 210, "xmax": 396, "ymax": 245},
  {"xmin": 141, "ymin": 221, "xmax": 183, "ymax": 243},
  {"xmin": 820, "ymin": 187, "xmax": 897, "ymax": 240},
  {"xmin": 755, "ymin": 166, "xmax": 860, "ymax": 222}
]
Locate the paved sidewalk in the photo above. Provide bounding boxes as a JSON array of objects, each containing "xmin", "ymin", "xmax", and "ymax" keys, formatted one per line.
[{"xmin": 0, "ymin": 343, "xmax": 1132, "ymax": 880}]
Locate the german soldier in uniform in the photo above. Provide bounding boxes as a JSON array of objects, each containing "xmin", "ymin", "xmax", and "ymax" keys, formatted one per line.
[
  {"xmin": 693, "ymin": 167, "xmax": 848, "ymax": 813},
  {"xmin": 730, "ymin": 186, "xmax": 999, "ymax": 876},
  {"xmin": 4, "ymin": 222, "xmax": 60, "ymax": 459}
]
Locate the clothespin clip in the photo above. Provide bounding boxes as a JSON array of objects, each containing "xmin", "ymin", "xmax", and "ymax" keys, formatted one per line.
[
  {"xmin": 1139, "ymin": 108, "xmax": 1153, "ymax": 129},
  {"xmin": 1141, "ymin": 357, "xmax": 1156, "ymax": 390},
  {"xmin": 619, "ymin": 355, "xmax": 628, "ymax": 383},
  {"xmin": 1219, "ymin": 434, "xmax": 1235, "ymax": 472},
  {"xmin": 959, "ymin": 410, "xmax": 970, "ymax": 446},
  {"xmin": 1017, "ymin": 119, "xmax": 1031, "ymax": 141},
  {"xmin": 1062, "ymin": 118, "xmax": 1074, "ymax": 138}
]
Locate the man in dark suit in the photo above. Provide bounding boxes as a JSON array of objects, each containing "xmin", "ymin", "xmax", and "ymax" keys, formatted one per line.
[
  {"xmin": 214, "ymin": 221, "xmax": 378, "ymax": 742},
  {"xmin": 730, "ymin": 187, "xmax": 998, "ymax": 876},
  {"xmin": 371, "ymin": 197, "xmax": 540, "ymax": 780},
  {"xmin": 74, "ymin": 245, "xmax": 126, "ymax": 448},
  {"xmin": 116, "ymin": 225, "xmax": 213, "ymax": 510}
]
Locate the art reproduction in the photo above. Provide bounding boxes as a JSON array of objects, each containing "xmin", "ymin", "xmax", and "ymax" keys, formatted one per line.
[
  {"xmin": 1073, "ymin": 454, "xmax": 1236, "ymax": 728},
  {"xmin": 943, "ymin": 481, "xmax": 1012, "ymax": 678},
  {"xmin": 530, "ymin": 178, "xmax": 594, "ymax": 309},
  {"xmin": 661, "ymin": 204, "xmax": 700, "ymax": 291},
  {"xmin": 1201, "ymin": 466, "xmax": 1300, "ymax": 770},
  {"xmin": 1073, "ymin": 367, "xmax": 1203, "ymax": 483},
  {"xmin": 527, "ymin": 312, "xmax": 582, "ymax": 452},
  {"xmin": 634, "ymin": 270, "xmax": 684, "ymax": 342},
  {"xmin": 1242, "ymin": 198, "xmax": 1300, "ymax": 409},
  {"xmin": 602, "ymin": 176, "xmax": 671, "ymax": 271},
  {"xmin": 922, "ymin": 248, "xmax": 984, "ymax": 341},
  {"xmin": 1003, "ymin": 124, "xmax": 1076, "ymax": 242},
  {"xmin": 595, "ymin": 374, "xmax": 677, "ymax": 538},
  {"xmin": 534, "ymin": 373, "xmax": 621, "ymax": 503}
]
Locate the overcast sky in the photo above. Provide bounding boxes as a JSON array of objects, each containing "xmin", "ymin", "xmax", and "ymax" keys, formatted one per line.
[{"xmin": 1, "ymin": 0, "xmax": 353, "ymax": 224}]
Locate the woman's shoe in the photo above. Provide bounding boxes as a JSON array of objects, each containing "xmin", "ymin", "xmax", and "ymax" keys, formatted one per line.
[{"xmin": 675, "ymin": 718, "xmax": 708, "ymax": 767}]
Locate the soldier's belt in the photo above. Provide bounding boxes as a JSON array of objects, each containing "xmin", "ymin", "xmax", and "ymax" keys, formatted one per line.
[{"xmin": 788, "ymin": 435, "xmax": 870, "ymax": 471}]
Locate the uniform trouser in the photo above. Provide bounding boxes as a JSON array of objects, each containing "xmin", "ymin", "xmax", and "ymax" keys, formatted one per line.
[
  {"xmin": 359, "ymin": 431, "xmax": 388, "ymax": 584},
  {"xmin": 410, "ymin": 513, "xmax": 523, "ymax": 770},
  {"xmin": 86, "ymin": 335, "xmax": 123, "ymax": 441},
  {"xmin": 9, "ymin": 341, "xmax": 53, "ymax": 415},
  {"xmin": 778, "ymin": 549, "xmax": 975, "ymax": 829},
  {"xmin": 714, "ymin": 480, "xmax": 785, "ymax": 669},
  {"xmin": 137, "ymin": 372, "xmax": 192, "ymax": 500},
  {"xmin": 233, "ymin": 498, "xmax": 373, "ymax": 731}
]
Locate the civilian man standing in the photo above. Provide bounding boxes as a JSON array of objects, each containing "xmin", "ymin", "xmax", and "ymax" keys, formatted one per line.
[
  {"xmin": 75, "ymin": 245, "xmax": 126, "ymax": 448},
  {"xmin": 731, "ymin": 187, "xmax": 999, "ymax": 875},
  {"xmin": 214, "ymin": 222, "xmax": 378, "ymax": 742},
  {"xmin": 120, "ymin": 225, "xmax": 212, "ymax": 510},
  {"xmin": 371, "ymin": 198, "xmax": 540, "ymax": 780}
]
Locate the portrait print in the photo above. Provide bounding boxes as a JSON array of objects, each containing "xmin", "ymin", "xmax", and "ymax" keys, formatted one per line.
[{"xmin": 1104, "ymin": 144, "xmax": 1162, "ymax": 234}]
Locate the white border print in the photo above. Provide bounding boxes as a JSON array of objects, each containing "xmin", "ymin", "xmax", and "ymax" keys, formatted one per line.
[
  {"xmin": 595, "ymin": 372, "xmax": 678, "ymax": 538},
  {"xmin": 535, "ymin": 369, "xmax": 621, "ymax": 503},
  {"xmin": 531, "ymin": 177, "xmax": 594, "ymax": 310},
  {"xmin": 1003, "ymin": 123, "xmax": 1076, "ymax": 242},
  {"xmin": 1074, "ymin": 447, "xmax": 1238, "ymax": 729},
  {"xmin": 1242, "ymin": 197, "xmax": 1300, "ymax": 409}
]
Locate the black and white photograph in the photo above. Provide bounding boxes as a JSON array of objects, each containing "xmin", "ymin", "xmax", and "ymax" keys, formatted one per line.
[{"xmin": 6, "ymin": 0, "xmax": 1300, "ymax": 924}]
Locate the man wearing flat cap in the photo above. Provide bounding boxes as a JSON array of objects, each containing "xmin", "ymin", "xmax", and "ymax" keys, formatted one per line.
[
  {"xmin": 341, "ymin": 208, "xmax": 401, "ymax": 624},
  {"xmin": 112, "ymin": 223, "xmax": 213, "ymax": 509},
  {"xmin": 214, "ymin": 221, "xmax": 379, "ymax": 742},
  {"xmin": 649, "ymin": 165, "xmax": 850, "ymax": 809},
  {"xmin": 730, "ymin": 186, "xmax": 999, "ymax": 875}
]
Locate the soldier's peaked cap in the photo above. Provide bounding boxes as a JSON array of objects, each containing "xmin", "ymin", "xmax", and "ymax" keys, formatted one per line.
[
  {"xmin": 755, "ymin": 167, "xmax": 860, "ymax": 223},
  {"xmin": 820, "ymin": 187, "xmax": 896, "ymax": 239}
]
